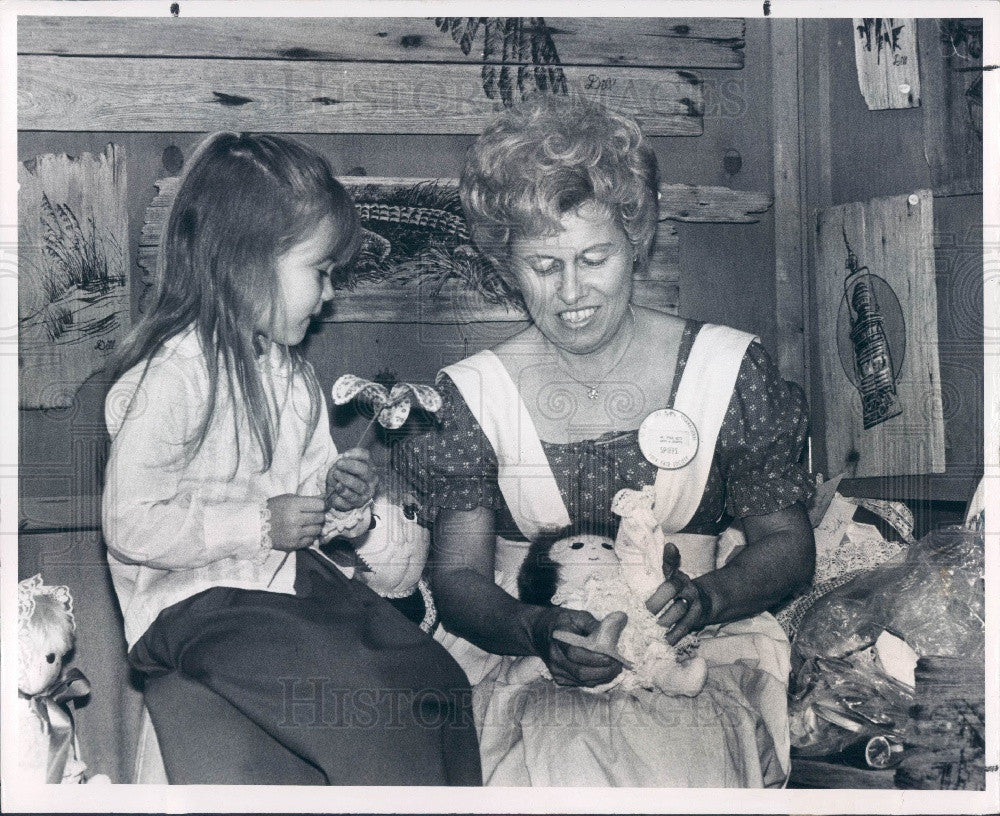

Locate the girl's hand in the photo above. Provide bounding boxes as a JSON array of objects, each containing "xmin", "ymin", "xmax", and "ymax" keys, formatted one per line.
[
  {"xmin": 645, "ymin": 541, "xmax": 712, "ymax": 645},
  {"xmin": 531, "ymin": 606, "xmax": 624, "ymax": 687},
  {"xmin": 267, "ymin": 494, "xmax": 326, "ymax": 551},
  {"xmin": 326, "ymin": 447, "xmax": 379, "ymax": 512}
]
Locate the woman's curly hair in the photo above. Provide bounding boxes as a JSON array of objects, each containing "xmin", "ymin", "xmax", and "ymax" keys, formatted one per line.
[{"xmin": 459, "ymin": 94, "xmax": 660, "ymax": 288}]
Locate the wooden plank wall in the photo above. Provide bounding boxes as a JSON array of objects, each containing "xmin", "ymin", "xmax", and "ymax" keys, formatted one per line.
[
  {"xmin": 19, "ymin": 17, "xmax": 746, "ymax": 67},
  {"xmin": 18, "ymin": 17, "xmax": 747, "ymax": 134},
  {"xmin": 802, "ymin": 18, "xmax": 983, "ymax": 502},
  {"xmin": 18, "ymin": 16, "xmax": 762, "ymax": 324}
]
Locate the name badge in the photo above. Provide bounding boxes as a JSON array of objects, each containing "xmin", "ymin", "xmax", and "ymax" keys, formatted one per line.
[{"xmin": 638, "ymin": 408, "xmax": 699, "ymax": 470}]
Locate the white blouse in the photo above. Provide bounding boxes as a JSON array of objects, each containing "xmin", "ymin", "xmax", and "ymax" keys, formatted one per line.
[{"xmin": 102, "ymin": 328, "xmax": 367, "ymax": 649}]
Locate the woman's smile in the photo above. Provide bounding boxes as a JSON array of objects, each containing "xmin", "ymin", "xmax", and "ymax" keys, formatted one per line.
[{"xmin": 559, "ymin": 306, "xmax": 599, "ymax": 328}]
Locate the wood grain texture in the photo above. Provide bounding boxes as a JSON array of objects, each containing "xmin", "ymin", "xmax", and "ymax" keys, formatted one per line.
[
  {"xmin": 770, "ymin": 19, "xmax": 808, "ymax": 388},
  {"xmin": 18, "ymin": 16, "xmax": 745, "ymax": 69},
  {"xmin": 657, "ymin": 184, "xmax": 771, "ymax": 223},
  {"xmin": 852, "ymin": 18, "xmax": 920, "ymax": 110},
  {"xmin": 918, "ymin": 19, "xmax": 983, "ymax": 190},
  {"xmin": 813, "ymin": 190, "xmax": 945, "ymax": 478},
  {"xmin": 18, "ymin": 55, "xmax": 704, "ymax": 135}
]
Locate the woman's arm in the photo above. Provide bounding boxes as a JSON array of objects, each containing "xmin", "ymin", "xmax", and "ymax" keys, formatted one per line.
[
  {"xmin": 698, "ymin": 503, "xmax": 814, "ymax": 621},
  {"xmin": 647, "ymin": 503, "xmax": 815, "ymax": 644},
  {"xmin": 431, "ymin": 506, "xmax": 623, "ymax": 686},
  {"xmin": 430, "ymin": 506, "xmax": 538, "ymax": 655}
]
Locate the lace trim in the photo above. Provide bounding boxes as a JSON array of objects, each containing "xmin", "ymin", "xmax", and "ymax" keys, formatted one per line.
[
  {"xmin": 417, "ymin": 578, "xmax": 437, "ymax": 633},
  {"xmin": 260, "ymin": 502, "xmax": 273, "ymax": 555},
  {"xmin": 321, "ymin": 501, "xmax": 372, "ymax": 541},
  {"xmin": 18, "ymin": 575, "xmax": 75, "ymax": 633}
]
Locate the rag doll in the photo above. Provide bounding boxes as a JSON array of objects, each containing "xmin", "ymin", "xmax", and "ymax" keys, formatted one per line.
[
  {"xmin": 518, "ymin": 529, "xmax": 708, "ymax": 697},
  {"xmin": 17, "ymin": 574, "xmax": 109, "ymax": 784},
  {"xmin": 323, "ymin": 490, "xmax": 435, "ymax": 632}
]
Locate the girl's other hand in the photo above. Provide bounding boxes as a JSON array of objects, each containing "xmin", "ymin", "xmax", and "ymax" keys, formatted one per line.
[
  {"xmin": 531, "ymin": 606, "xmax": 624, "ymax": 687},
  {"xmin": 267, "ymin": 494, "xmax": 326, "ymax": 551},
  {"xmin": 326, "ymin": 447, "xmax": 379, "ymax": 512}
]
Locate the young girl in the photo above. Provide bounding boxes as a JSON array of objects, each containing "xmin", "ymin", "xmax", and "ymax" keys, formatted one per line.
[{"xmin": 102, "ymin": 133, "xmax": 481, "ymax": 786}]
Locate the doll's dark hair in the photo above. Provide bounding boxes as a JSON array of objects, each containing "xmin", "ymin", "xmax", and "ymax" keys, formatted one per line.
[
  {"xmin": 517, "ymin": 527, "xmax": 566, "ymax": 607},
  {"xmin": 517, "ymin": 521, "xmax": 617, "ymax": 607}
]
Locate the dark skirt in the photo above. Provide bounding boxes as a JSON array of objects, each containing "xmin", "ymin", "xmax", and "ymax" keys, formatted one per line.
[{"xmin": 129, "ymin": 549, "xmax": 481, "ymax": 786}]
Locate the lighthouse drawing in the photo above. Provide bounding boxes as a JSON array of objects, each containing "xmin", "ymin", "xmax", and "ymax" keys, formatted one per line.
[{"xmin": 842, "ymin": 227, "xmax": 902, "ymax": 429}]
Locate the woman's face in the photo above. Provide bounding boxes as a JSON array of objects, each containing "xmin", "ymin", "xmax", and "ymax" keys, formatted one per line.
[{"xmin": 510, "ymin": 202, "xmax": 634, "ymax": 355}]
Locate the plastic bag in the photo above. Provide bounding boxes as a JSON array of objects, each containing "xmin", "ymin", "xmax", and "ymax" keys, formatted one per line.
[
  {"xmin": 788, "ymin": 527, "xmax": 984, "ymax": 756},
  {"xmin": 789, "ymin": 655, "xmax": 913, "ymax": 757},
  {"xmin": 792, "ymin": 526, "xmax": 985, "ymax": 671}
]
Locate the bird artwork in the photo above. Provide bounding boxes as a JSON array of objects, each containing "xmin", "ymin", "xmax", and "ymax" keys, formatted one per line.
[{"xmin": 433, "ymin": 17, "xmax": 568, "ymax": 107}]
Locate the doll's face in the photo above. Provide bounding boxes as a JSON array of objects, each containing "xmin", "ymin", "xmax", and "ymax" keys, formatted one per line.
[
  {"xmin": 549, "ymin": 534, "xmax": 619, "ymax": 582},
  {"xmin": 18, "ymin": 632, "xmax": 68, "ymax": 696}
]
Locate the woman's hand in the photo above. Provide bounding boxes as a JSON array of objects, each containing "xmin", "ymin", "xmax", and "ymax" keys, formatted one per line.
[
  {"xmin": 326, "ymin": 447, "xmax": 379, "ymax": 512},
  {"xmin": 645, "ymin": 541, "xmax": 713, "ymax": 646},
  {"xmin": 267, "ymin": 494, "xmax": 326, "ymax": 551},
  {"xmin": 531, "ymin": 606, "xmax": 624, "ymax": 687}
]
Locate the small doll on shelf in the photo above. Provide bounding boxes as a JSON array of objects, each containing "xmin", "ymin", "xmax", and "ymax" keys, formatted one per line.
[{"xmin": 17, "ymin": 575, "xmax": 109, "ymax": 784}]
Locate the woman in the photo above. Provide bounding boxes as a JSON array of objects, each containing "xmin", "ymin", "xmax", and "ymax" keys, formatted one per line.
[{"xmin": 396, "ymin": 95, "xmax": 815, "ymax": 787}]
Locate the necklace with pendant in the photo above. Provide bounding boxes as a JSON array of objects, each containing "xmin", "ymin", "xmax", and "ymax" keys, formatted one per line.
[{"xmin": 551, "ymin": 308, "xmax": 636, "ymax": 401}]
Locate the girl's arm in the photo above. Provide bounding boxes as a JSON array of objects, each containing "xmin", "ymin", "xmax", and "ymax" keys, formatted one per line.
[
  {"xmin": 431, "ymin": 506, "xmax": 623, "ymax": 686},
  {"xmin": 102, "ymin": 363, "xmax": 270, "ymax": 570}
]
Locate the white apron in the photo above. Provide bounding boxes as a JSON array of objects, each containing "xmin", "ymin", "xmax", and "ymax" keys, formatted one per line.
[{"xmin": 436, "ymin": 324, "xmax": 792, "ymax": 787}]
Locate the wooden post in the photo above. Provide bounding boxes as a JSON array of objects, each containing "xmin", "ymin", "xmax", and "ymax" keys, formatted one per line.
[{"xmin": 771, "ymin": 20, "xmax": 809, "ymax": 392}]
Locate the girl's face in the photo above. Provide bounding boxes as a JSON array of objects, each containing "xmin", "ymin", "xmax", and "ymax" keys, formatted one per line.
[
  {"xmin": 510, "ymin": 202, "xmax": 634, "ymax": 356},
  {"xmin": 265, "ymin": 215, "xmax": 340, "ymax": 346}
]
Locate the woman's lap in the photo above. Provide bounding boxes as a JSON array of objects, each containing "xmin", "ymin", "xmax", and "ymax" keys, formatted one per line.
[
  {"xmin": 131, "ymin": 552, "xmax": 481, "ymax": 785},
  {"xmin": 467, "ymin": 618, "xmax": 789, "ymax": 787}
]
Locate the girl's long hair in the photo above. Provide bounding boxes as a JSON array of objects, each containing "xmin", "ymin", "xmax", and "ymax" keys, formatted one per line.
[{"xmin": 111, "ymin": 133, "xmax": 361, "ymax": 470}]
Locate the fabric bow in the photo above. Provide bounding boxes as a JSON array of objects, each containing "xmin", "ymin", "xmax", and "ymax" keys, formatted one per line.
[
  {"xmin": 331, "ymin": 375, "xmax": 443, "ymax": 430},
  {"xmin": 23, "ymin": 668, "xmax": 91, "ymax": 784}
]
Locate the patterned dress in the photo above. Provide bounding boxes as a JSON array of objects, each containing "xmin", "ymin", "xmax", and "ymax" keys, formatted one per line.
[{"xmin": 395, "ymin": 320, "xmax": 815, "ymax": 786}]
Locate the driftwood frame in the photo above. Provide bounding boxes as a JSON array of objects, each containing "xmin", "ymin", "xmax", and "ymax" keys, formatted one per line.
[{"xmin": 139, "ymin": 175, "xmax": 772, "ymax": 323}]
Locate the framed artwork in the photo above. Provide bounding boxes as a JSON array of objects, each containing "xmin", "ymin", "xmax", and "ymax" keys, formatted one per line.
[{"xmin": 18, "ymin": 145, "xmax": 130, "ymax": 409}]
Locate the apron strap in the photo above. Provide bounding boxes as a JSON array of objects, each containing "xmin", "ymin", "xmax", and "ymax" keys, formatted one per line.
[
  {"xmin": 442, "ymin": 351, "xmax": 571, "ymax": 540},
  {"xmin": 655, "ymin": 324, "xmax": 758, "ymax": 532}
]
